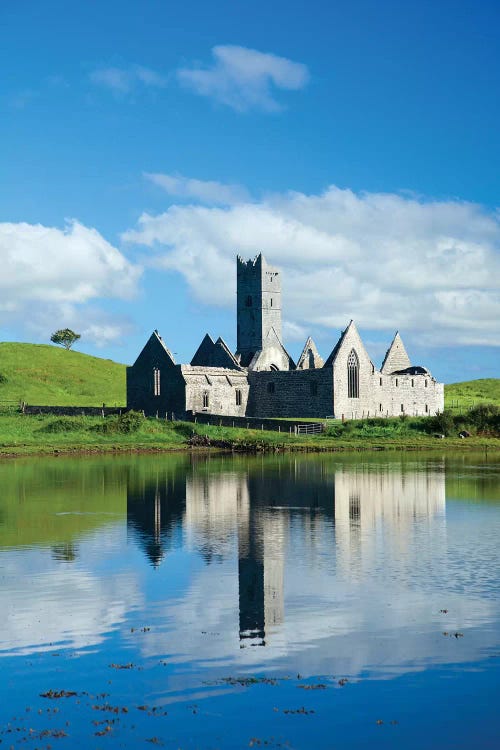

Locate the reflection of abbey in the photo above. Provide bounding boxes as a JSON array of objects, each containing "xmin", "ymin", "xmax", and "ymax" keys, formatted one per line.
[
  {"xmin": 126, "ymin": 457, "xmax": 446, "ymax": 646},
  {"xmin": 127, "ymin": 254, "xmax": 443, "ymax": 419}
]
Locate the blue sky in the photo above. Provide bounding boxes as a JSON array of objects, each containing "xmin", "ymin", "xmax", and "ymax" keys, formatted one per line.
[{"xmin": 1, "ymin": 0, "xmax": 499, "ymax": 382}]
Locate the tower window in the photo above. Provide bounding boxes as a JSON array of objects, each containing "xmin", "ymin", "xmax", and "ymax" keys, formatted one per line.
[
  {"xmin": 267, "ymin": 382, "xmax": 275, "ymax": 394},
  {"xmin": 347, "ymin": 349, "xmax": 359, "ymax": 398},
  {"xmin": 202, "ymin": 391, "xmax": 209, "ymax": 409},
  {"xmin": 235, "ymin": 389, "xmax": 242, "ymax": 406},
  {"xmin": 153, "ymin": 368, "xmax": 160, "ymax": 396},
  {"xmin": 245, "ymin": 295, "xmax": 252, "ymax": 307}
]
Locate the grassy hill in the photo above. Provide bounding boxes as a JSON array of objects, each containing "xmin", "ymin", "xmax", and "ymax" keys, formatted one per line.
[
  {"xmin": 445, "ymin": 379, "xmax": 500, "ymax": 408},
  {"xmin": 0, "ymin": 342, "xmax": 126, "ymax": 407}
]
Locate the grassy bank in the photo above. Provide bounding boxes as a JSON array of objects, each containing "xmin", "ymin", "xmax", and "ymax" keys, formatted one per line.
[{"xmin": 0, "ymin": 411, "xmax": 498, "ymax": 458}]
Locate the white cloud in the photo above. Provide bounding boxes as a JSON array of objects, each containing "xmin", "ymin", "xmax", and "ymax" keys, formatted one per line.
[
  {"xmin": 123, "ymin": 185, "xmax": 500, "ymax": 348},
  {"xmin": 145, "ymin": 171, "xmax": 249, "ymax": 205},
  {"xmin": 178, "ymin": 45, "xmax": 309, "ymax": 112},
  {"xmin": 90, "ymin": 64, "xmax": 167, "ymax": 94},
  {"xmin": 0, "ymin": 220, "xmax": 141, "ymax": 345}
]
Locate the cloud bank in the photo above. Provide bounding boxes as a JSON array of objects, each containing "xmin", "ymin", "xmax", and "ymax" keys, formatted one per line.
[
  {"xmin": 0, "ymin": 220, "xmax": 141, "ymax": 345},
  {"xmin": 178, "ymin": 45, "xmax": 309, "ymax": 112},
  {"xmin": 123, "ymin": 185, "xmax": 500, "ymax": 348}
]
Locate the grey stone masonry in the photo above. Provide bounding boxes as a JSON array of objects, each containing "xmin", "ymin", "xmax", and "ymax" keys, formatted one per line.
[
  {"xmin": 381, "ymin": 332, "xmax": 411, "ymax": 374},
  {"xmin": 236, "ymin": 254, "xmax": 282, "ymax": 366},
  {"xmin": 127, "ymin": 255, "xmax": 444, "ymax": 421},
  {"xmin": 247, "ymin": 368, "xmax": 333, "ymax": 418}
]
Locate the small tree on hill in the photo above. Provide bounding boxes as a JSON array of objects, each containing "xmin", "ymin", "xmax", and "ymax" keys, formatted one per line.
[{"xmin": 50, "ymin": 329, "xmax": 81, "ymax": 350}]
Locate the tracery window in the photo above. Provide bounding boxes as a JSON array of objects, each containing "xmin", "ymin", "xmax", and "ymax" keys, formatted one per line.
[
  {"xmin": 153, "ymin": 368, "xmax": 160, "ymax": 396},
  {"xmin": 202, "ymin": 391, "xmax": 209, "ymax": 408},
  {"xmin": 347, "ymin": 349, "xmax": 359, "ymax": 398},
  {"xmin": 235, "ymin": 389, "xmax": 242, "ymax": 406}
]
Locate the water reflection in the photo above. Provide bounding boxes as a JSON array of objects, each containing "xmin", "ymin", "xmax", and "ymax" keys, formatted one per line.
[
  {"xmin": 124, "ymin": 456, "xmax": 447, "ymax": 649},
  {"xmin": 0, "ymin": 453, "xmax": 498, "ymax": 684}
]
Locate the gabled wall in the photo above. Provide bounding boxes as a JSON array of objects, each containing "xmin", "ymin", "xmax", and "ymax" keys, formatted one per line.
[{"xmin": 126, "ymin": 332, "xmax": 186, "ymax": 416}]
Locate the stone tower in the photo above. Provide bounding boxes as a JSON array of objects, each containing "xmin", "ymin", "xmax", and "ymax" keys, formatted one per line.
[{"xmin": 236, "ymin": 254, "xmax": 282, "ymax": 367}]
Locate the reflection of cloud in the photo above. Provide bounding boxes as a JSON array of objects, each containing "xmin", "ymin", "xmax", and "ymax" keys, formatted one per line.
[{"xmin": 0, "ymin": 528, "xmax": 142, "ymax": 657}]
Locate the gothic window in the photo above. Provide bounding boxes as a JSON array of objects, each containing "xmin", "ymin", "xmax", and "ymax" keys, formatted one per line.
[
  {"xmin": 246, "ymin": 295, "xmax": 252, "ymax": 307},
  {"xmin": 235, "ymin": 389, "xmax": 242, "ymax": 406},
  {"xmin": 347, "ymin": 349, "xmax": 359, "ymax": 398},
  {"xmin": 267, "ymin": 382, "xmax": 275, "ymax": 394},
  {"xmin": 203, "ymin": 391, "xmax": 209, "ymax": 409},
  {"xmin": 153, "ymin": 368, "xmax": 160, "ymax": 396}
]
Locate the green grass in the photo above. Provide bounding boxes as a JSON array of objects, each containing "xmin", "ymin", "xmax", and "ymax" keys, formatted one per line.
[
  {"xmin": 0, "ymin": 342, "xmax": 126, "ymax": 406},
  {"xmin": 445, "ymin": 379, "xmax": 500, "ymax": 408},
  {"xmin": 0, "ymin": 412, "xmax": 497, "ymax": 458}
]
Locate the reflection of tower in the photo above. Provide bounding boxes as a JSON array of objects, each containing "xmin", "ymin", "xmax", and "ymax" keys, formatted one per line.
[
  {"xmin": 127, "ymin": 466, "xmax": 187, "ymax": 567},
  {"xmin": 238, "ymin": 506, "xmax": 266, "ymax": 645}
]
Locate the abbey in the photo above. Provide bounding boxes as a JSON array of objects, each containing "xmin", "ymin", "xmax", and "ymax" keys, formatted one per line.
[{"xmin": 127, "ymin": 254, "xmax": 444, "ymax": 419}]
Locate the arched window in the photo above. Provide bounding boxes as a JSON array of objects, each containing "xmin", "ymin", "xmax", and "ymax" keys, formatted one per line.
[
  {"xmin": 153, "ymin": 367, "xmax": 160, "ymax": 396},
  {"xmin": 347, "ymin": 349, "xmax": 359, "ymax": 398}
]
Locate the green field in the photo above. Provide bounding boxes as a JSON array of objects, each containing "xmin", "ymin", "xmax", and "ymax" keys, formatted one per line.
[
  {"xmin": 0, "ymin": 342, "xmax": 126, "ymax": 407},
  {"xmin": 445, "ymin": 378, "xmax": 500, "ymax": 409}
]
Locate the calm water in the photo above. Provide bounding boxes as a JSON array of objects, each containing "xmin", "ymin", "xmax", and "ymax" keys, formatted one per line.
[{"xmin": 0, "ymin": 452, "xmax": 499, "ymax": 749}]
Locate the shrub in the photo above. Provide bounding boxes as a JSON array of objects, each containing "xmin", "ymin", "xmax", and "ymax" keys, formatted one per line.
[
  {"xmin": 38, "ymin": 417, "xmax": 87, "ymax": 433},
  {"xmin": 467, "ymin": 403, "xmax": 499, "ymax": 432},
  {"xmin": 426, "ymin": 410, "xmax": 455, "ymax": 436},
  {"xmin": 0, "ymin": 372, "xmax": 7, "ymax": 384},
  {"xmin": 92, "ymin": 410, "xmax": 144, "ymax": 435}
]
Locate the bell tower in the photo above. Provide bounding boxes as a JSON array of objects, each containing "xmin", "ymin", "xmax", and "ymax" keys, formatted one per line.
[{"xmin": 236, "ymin": 254, "xmax": 282, "ymax": 367}]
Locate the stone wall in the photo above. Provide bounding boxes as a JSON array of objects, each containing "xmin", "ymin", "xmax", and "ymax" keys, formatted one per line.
[
  {"xmin": 127, "ymin": 333, "xmax": 186, "ymax": 417},
  {"xmin": 247, "ymin": 368, "xmax": 333, "ymax": 418},
  {"xmin": 183, "ymin": 367, "xmax": 250, "ymax": 417}
]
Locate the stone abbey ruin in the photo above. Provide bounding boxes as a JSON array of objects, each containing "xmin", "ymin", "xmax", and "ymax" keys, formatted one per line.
[{"xmin": 127, "ymin": 254, "xmax": 443, "ymax": 420}]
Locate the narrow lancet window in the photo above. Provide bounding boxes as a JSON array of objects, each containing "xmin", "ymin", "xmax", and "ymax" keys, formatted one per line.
[
  {"xmin": 203, "ymin": 391, "xmax": 209, "ymax": 408},
  {"xmin": 347, "ymin": 349, "xmax": 359, "ymax": 398},
  {"xmin": 153, "ymin": 367, "xmax": 160, "ymax": 396},
  {"xmin": 235, "ymin": 389, "xmax": 242, "ymax": 406}
]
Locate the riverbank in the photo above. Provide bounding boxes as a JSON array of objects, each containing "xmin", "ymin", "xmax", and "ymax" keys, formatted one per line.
[{"xmin": 0, "ymin": 413, "xmax": 498, "ymax": 458}]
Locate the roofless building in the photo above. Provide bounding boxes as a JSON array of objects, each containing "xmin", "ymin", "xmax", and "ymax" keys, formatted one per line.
[{"xmin": 127, "ymin": 254, "xmax": 443, "ymax": 419}]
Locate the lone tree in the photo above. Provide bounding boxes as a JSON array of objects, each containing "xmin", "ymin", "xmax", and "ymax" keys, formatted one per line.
[{"xmin": 50, "ymin": 328, "xmax": 81, "ymax": 350}]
